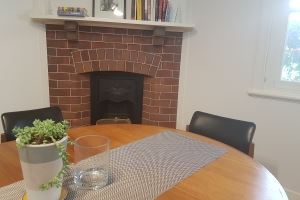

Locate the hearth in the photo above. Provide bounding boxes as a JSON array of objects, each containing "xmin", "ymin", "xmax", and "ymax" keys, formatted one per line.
[{"xmin": 90, "ymin": 72, "xmax": 144, "ymax": 124}]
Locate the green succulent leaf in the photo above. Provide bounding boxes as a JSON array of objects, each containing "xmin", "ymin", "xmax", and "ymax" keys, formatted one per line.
[{"xmin": 13, "ymin": 119, "xmax": 71, "ymax": 190}]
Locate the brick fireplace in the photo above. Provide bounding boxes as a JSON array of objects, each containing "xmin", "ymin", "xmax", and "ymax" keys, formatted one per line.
[{"xmin": 46, "ymin": 24, "xmax": 182, "ymax": 128}]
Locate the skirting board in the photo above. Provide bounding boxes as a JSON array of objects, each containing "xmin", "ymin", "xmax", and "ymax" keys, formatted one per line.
[{"xmin": 286, "ymin": 188, "xmax": 300, "ymax": 200}]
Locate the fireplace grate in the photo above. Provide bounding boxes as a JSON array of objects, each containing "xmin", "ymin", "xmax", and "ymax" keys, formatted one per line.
[{"xmin": 91, "ymin": 72, "xmax": 144, "ymax": 125}]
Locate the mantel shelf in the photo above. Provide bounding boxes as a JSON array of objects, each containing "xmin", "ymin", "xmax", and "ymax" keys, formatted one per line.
[{"xmin": 31, "ymin": 15, "xmax": 194, "ymax": 32}]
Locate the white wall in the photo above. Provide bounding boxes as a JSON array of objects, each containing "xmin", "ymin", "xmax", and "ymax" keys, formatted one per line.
[
  {"xmin": 0, "ymin": 0, "xmax": 49, "ymax": 133},
  {"xmin": 1, "ymin": 0, "xmax": 299, "ymax": 198},
  {"xmin": 177, "ymin": 0, "xmax": 300, "ymax": 199}
]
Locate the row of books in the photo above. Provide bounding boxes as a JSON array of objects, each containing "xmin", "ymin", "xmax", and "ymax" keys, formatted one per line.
[{"xmin": 127, "ymin": 0, "xmax": 180, "ymax": 22}]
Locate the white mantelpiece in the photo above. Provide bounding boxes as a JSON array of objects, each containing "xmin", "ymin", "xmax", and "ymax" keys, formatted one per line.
[{"xmin": 31, "ymin": 15, "xmax": 194, "ymax": 32}]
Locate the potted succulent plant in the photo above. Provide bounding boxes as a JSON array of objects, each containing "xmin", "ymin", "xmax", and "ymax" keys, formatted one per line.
[{"xmin": 13, "ymin": 119, "xmax": 70, "ymax": 200}]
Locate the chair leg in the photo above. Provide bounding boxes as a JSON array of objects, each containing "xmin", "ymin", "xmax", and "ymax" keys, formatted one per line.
[
  {"xmin": 0, "ymin": 133, "xmax": 6, "ymax": 143},
  {"xmin": 248, "ymin": 143, "xmax": 255, "ymax": 158},
  {"xmin": 186, "ymin": 125, "xmax": 190, "ymax": 131}
]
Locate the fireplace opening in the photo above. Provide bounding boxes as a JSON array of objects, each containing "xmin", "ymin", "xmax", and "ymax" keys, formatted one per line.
[{"xmin": 91, "ymin": 72, "xmax": 144, "ymax": 125}]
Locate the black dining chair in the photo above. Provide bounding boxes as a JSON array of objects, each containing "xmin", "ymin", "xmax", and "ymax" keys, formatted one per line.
[
  {"xmin": 188, "ymin": 111, "xmax": 256, "ymax": 157},
  {"xmin": 1, "ymin": 106, "xmax": 64, "ymax": 142}
]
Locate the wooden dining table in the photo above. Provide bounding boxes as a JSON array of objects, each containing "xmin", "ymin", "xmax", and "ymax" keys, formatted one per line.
[{"xmin": 0, "ymin": 124, "xmax": 288, "ymax": 200}]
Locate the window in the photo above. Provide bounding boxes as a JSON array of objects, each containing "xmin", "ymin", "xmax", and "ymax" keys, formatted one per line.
[
  {"xmin": 263, "ymin": 0, "xmax": 292, "ymax": 90},
  {"xmin": 249, "ymin": 0, "xmax": 300, "ymax": 101},
  {"xmin": 281, "ymin": 0, "xmax": 300, "ymax": 82}
]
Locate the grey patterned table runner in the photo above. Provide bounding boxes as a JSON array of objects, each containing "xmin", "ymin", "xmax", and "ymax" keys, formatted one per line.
[{"xmin": 0, "ymin": 131, "xmax": 226, "ymax": 200}]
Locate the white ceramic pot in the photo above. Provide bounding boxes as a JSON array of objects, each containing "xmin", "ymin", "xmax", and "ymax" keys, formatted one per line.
[{"xmin": 17, "ymin": 136, "xmax": 68, "ymax": 200}]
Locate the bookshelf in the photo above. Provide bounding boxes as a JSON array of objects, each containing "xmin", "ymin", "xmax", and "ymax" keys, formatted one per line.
[{"xmin": 31, "ymin": 15, "xmax": 194, "ymax": 32}]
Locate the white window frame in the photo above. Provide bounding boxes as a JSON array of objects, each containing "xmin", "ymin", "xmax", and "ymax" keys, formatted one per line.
[{"xmin": 248, "ymin": 0, "xmax": 300, "ymax": 102}]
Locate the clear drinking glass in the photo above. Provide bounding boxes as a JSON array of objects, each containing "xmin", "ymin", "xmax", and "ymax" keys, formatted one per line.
[{"xmin": 73, "ymin": 135, "xmax": 110, "ymax": 190}]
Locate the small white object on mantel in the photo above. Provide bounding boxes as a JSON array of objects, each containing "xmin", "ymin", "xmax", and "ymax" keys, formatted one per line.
[{"xmin": 31, "ymin": 15, "xmax": 194, "ymax": 33}]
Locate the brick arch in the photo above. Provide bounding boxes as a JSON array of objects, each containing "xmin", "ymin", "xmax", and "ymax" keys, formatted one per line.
[
  {"xmin": 72, "ymin": 49, "xmax": 161, "ymax": 77},
  {"xmin": 47, "ymin": 25, "xmax": 183, "ymax": 128}
]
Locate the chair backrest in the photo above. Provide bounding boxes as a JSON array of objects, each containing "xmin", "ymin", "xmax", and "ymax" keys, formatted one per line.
[
  {"xmin": 1, "ymin": 107, "xmax": 64, "ymax": 141},
  {"xmin": 189, "ymin": 111, "xmax": 256, "ymax": 155}
]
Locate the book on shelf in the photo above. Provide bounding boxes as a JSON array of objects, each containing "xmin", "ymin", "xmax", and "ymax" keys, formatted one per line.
[
  {"xmin": 162, "ymin": 0, "xmax": 168, "ymax": 22},
  {"xmin": 147, "ymin": 0, "xmax": 151, "ymax": 20},
  {"xmin": 142, "ymin": 0, "xmax": 146, "ymax": 20},
  {"xmin": 150, "ymin": 0, "xmax": 156, "ymax": 21},
  {"xmin": 129, "ymin": 0, "xmax": 180, "ymax": 22},
  {"xmin": 136, "ymin": 0, "xmax": 142, "ymax": 20},
  {"xmin": 126, "ymin": 0, "xmax": 133, "ymax": 19},
  {"xmin": 130, "ymin": 0, "xmax": 136, "ymax": 20},
  {"xmin": 158, "ymin": 0, "xmax": 163, "ymax": 21}
]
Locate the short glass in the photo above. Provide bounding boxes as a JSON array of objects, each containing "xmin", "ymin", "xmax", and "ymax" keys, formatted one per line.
[{"xmin": 73, "ymin": 135, "xmax": 110, "ymax": 190}]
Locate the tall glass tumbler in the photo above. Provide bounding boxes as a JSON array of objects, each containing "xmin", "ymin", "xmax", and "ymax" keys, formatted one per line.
[{"xmin": 74, "ymin": 135, "xmax": 110, "ymax": 190}]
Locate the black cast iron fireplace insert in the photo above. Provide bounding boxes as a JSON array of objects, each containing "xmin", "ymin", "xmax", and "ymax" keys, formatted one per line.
[{"xmin": 90, "ymin": 72, "xmax": 144, "ymax": 124}]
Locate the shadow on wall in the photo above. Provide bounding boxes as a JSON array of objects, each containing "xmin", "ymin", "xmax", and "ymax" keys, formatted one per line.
[{"xmin": 255, "ymin": 155, "xmax": 278, "ymax": 177}]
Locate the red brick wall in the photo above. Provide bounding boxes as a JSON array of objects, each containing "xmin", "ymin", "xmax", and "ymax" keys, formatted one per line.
[{"xmin": 46, "ymin": 25, "xmax": 182, "ymax": 128}]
